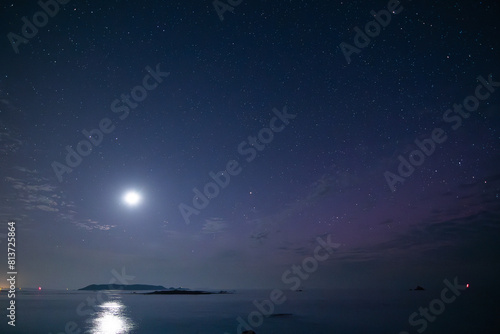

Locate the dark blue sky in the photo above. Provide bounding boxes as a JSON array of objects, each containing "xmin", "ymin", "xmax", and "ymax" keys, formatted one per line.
[{"xmin": 0, "ymin": 0, "xmax": 499, "ymax": 290}]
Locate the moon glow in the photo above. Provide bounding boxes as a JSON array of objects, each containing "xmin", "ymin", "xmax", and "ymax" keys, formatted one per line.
[{"xmin": 123, "ymin": 191, "xmax": 141, "ymax": 206}]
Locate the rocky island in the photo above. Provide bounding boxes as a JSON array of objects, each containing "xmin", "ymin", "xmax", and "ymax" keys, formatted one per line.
[
  {"xmin": 79, "ymin": 284, "xmax": 168, "ymax": 291},
  {"xmin": 145, "ymin": 289, "xmax": 230, "ymax": 295},
  {"xmin": 78, "ymin": 284, "xmax": 231, "ymax": 295}
]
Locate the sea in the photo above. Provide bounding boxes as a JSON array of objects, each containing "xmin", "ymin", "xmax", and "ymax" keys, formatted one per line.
[{"xmin": 0, "ymin": 287, "xmax": 498, "ymax": 334}]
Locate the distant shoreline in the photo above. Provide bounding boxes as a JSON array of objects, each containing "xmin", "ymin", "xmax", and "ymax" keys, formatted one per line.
[
  {"xmin": 78, "ymin": 284, "xmax": 169, "ymax": 291},
  {"xmin": 144, "ymin": 290, "xmax": 231, "ymax": 295},
  {"xmin": 76, "ymin": 284, "xmax": 231, "ymax": 295}
]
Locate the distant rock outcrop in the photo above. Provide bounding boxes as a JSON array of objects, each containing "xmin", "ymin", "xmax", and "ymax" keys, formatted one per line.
[
  {"xmin": 269, "ymin": 313, "xmax": 293, "ymax": 317},
  {"xmin": 242, "ymin": 331, "xmax": 256, "ymax": 334},
  {"xmin": 146, "ymin": 289, "xmax": 230, "ymax": 295},
  {"xmin": 410, "ymin": 285, "xmax": 425, "ymax": 291}
]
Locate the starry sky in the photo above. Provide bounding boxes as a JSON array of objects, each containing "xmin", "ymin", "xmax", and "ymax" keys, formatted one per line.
[{"xmin": 0, "ymin": 0, "xmax": 499, "ymax": 290}]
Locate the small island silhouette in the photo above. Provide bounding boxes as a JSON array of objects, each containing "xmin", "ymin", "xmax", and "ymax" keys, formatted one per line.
[
  {"xmin": 145, "ymin": 289, "xmax": 230, "ymax": 295},
  {"xmin": 78, "ymin": 284, "xmax": 231, "ymax": 295},
  {"xmin": 79, "ymin": 284, "xmax": 168, "ymax": 291}
]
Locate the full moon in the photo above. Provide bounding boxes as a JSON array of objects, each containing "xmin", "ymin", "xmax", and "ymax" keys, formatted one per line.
[{"xmin": 123, "ymin": 191, "xmax": 142, "ymax": 206}]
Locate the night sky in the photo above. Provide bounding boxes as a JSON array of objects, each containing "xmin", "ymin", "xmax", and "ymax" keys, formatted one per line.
[{"xmin": 0, "ymin": 0, "xmax": 499, "ymax": 291}]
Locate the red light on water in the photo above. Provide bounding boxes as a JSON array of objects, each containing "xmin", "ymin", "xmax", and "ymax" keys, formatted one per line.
[
  {"xmin": 466, "ymin": 284, "xmax": 469, "ymax": 288},
  {"xmin": 38, "ymin": 286, "xmax": 42, "ymax": 291}
]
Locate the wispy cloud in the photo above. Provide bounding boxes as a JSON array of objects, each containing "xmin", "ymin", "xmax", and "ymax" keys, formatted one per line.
[
  {"xmin": 337, "ymin": 209, "xmax": 500, "ymax": 264},
  {"xmin": 245, "ymin": 170, "xmax": 352, "ymax": 242},
  {"xmin": 202, "ymin": 218, "xmax": 228, "ymax": 234},
  {"xmin": 75, "ymin": 219, "xmax": 116, "ymax": 231},
  {"xmin": 0, "ymin": 111, "xmax": 115, "ymax": 231}
]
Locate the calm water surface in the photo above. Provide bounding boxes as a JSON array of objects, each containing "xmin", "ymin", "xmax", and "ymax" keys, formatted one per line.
[{"xmin": 0, "ymin": 288, "xmax": 498, "ymax": 333}]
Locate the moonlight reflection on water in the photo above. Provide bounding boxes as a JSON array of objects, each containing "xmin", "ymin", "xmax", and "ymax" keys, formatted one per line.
[{"xmin": 89, "ymin": 298, "xmax": 135, "ymax": 334}]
